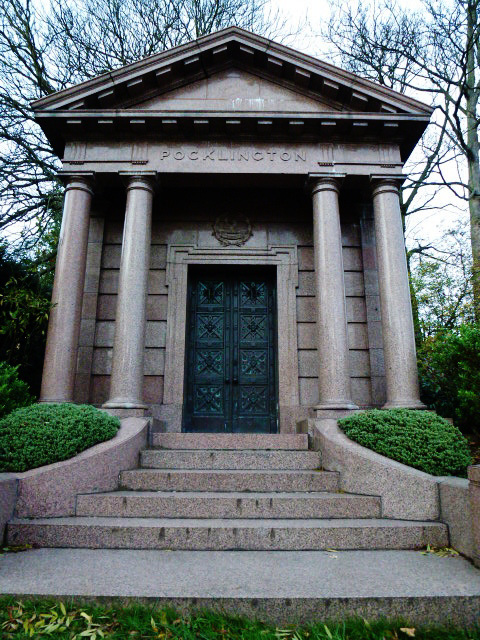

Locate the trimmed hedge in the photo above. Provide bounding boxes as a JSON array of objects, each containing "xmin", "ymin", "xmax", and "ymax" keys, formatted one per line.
[
  {"xmin": 338, "ymin": 409, "xmax": 472, "ymax": 477},
  {"xmin": 0, "ymin": 361, "xmax": 34, "ymax": 419},
  {"xmin": 0, "ymin": 403, "xmax": 120, "ymax": 472}
]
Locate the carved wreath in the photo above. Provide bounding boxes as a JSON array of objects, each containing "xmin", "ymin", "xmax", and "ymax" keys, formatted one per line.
[{"xmin": 212, "ymin": 216, "xmax": 253, "ymax": 246}]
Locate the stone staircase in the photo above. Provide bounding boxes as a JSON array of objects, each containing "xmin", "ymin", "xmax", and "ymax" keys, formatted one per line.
[{"xmin": 7, "ymin": 433, "xmax": 448, "ymax": 551}]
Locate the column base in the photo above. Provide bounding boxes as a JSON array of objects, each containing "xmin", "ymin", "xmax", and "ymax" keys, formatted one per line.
[
  {"xmin": 102, "ymin": 400, "xmax": 148, "ymax": 419},
  {"xmin": 39, "ymin": 398, "xmax": 73, "ymax": 404},
  {"xmin": 103, "ymin": 407, "xmax": 148, "ymax": 418},
  {"xmin": 314, "ymin": 402, "xmax": 359, "ymax": 420},
  {"xmin": 103, "ymin": 400, "xmax": 148, "ymax": 410},
  {"xmin": 314, "ymin": 402, "xmax": 359, "ymax": 411},
  {"xmin": 382, "ymin": 401, "xmax": 427, "ymax": 410}
]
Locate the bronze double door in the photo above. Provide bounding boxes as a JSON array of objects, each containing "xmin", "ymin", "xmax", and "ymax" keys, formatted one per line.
[{"xmin": 183, "ymin": 267, "xmax": 278, "ymax": 433}]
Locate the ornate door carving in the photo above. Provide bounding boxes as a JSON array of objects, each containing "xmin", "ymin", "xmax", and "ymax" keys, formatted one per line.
[{"xmin": 183, "ymin": 268, "xmax": 277, "ymax": 433}]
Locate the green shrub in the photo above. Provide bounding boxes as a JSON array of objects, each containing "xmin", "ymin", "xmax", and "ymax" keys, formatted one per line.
[
  {"xmin": 0, "ymin": 403, "xmax": 120, "ymax": 472},
  {"xmin": 418, "ymin": 324, "xmax": 480, "ymax": 435},
  {"xmin": 0, "ymin": 361, "xmax": 34, "ymax": 419},
  {"xmin": 338, "ymin": 409, "xmax": 472, "ymax": 477}
]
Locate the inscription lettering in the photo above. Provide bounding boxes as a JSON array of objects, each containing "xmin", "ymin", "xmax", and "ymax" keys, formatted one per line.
[{"xmin": 157, "ymin": 146, "xmax": 308, "ymax": 163}]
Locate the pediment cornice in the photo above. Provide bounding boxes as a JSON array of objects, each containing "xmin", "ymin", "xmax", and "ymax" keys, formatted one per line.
[
  {"xmin": 33, "ymin": 27, "xmax": 432, "ymax": 116},
  {"xmin": 33, "ymin": 27, "xmax": 432, "ymax": 162}
]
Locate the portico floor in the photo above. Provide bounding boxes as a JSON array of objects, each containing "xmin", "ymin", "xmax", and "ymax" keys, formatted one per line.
[{"xmin": 1, "ymin": 548, "xmax": 479, "ymax": 625}]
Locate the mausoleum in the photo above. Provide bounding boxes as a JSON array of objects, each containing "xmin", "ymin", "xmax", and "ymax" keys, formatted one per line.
[{"xmin": 36, "ymin": 27, "xmax": 431, "ymax": 433}]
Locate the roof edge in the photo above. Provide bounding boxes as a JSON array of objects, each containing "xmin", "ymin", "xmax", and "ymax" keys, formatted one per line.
[{"xmin": 31, "ymin": 27, "xmax": 433, "ymax": 117}]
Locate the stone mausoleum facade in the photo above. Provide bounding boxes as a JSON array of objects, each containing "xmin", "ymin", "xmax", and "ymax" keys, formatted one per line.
[{"xmin": 36, "ymin": 27, "xmax": 430, "ymax": 434}]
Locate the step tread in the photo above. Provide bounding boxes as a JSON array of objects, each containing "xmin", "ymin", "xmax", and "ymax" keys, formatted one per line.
[
  {"xmin": 150, "ymin": 448, "xmax": 312, "ymax": 452},
  {"xmin": 10, "ymin": 517, "xmax": 445, "ymax": 529},
  {"xmin": 152, "ymin": 433, "xmax": 309, "ymax": 450},
  {"xmin": 79, "ymin": 490, "xmax": 377, "ymax": 499},
  {"xmin": 119, "ymin": 468, "xmax": 339, "ymax": 492},
  {"xmin": 142, "ymin": 450, "xmax": 318, "ymax": 456},
  {"xmin": 140, "ymin": 450, "xmax": 320, "ymax": 470},
  {"xmin": 1, "ymin": 549, "xmax": 478, "ymax": 626},
  {"xmin": 124, "ymin": 469, "xmax": 333, "ymax": 476}
]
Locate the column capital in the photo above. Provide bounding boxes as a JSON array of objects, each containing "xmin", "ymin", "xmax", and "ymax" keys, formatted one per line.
[
  {"xmin": 308, "ymin": 174, "xmax": 345, "ymax": 196},
  {"xmin": 119, "ymin": 171, "xmax": 157, "ymax": 194},
  {"xmin": 370, "ymin": 175, "xmax": 404, "ymax": 198},
  {"xmin": 61, "ymin": 173, "xmax": 95, "ymax": 196}
]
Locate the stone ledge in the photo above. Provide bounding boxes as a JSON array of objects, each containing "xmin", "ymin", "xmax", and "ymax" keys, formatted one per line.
[
  {"xmin": 2, "ymin": 418, "xmax": 148, "ymax": 519},
  {"xmin": 437, "ymin": 476, "xmax": 474, "ymax": 560},
  {"xmin": 0, "ymin": 474, "xmax": 18, "ymax": 544},
  {"xmin": 0, "ymin": 549, "xmax": 479, "ymax": 626},
  {"xmin": 468, "ymin": 465, "xmax": 480, "ymax": 567},
  {"xmin": 303, "ymin": 418, "xmax": 440, "ymax": 521},
  {"xmin": 302, "ymin": 419, "xmax": 478, "ymax": 562}
]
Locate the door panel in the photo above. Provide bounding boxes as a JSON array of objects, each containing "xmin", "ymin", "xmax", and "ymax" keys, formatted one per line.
[{"xmin": 183, "ymin": 268, "xmax": 277, "ymax": 433}]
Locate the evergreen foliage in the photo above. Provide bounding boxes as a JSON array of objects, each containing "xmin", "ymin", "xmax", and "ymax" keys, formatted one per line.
[
  {"xmin": 338, "ymin": 409, "xmax": 472, "ymax": 477},
  {"xmin": 0, "ymin": 244, "xmax": 54, "ymax": 396},
  {"xmin": 418, "ymin": 324, "xmax": 480, "ymax": 434},
  {"xmin": 0, "ymin": 362, "xmax": 34, "ymax": 419},
  {"xmin": 0, "ymin": 403, "xmax": 119, "ymax": 472}
]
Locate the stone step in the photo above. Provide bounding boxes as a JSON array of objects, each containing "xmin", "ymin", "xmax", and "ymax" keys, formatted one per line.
[
  {"xmin": 76, "ymin": 490, "xmax": 381, "ymax": 519},
  {"xmin": 120, "ymin": 469, "xmax": 339, "ymax": 492},
  {"xmin": 7, "ymin": 517, "xmax": 448, "ymax": 551},
  {"xmin": 152, "ymin": 433, "xmax": 309, "ymax": 450},
  {"xmin": 140, "ymin": 449, "xmax": 320, "ymax": 470},
  {"xmin": 1, "ymin": 549, "xmax": 479, "ymax": 626}
]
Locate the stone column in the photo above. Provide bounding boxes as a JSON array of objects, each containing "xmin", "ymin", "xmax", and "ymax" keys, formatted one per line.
[
  {"xmin": 311, "ymin": 176, "xmax": 357, "ymax": 411},
  {"xmin": 372, "ymin": 178, "xmax": 424, "ymax": 408},
  {"xmin": 40, "ymin": 175, "xmax": 94, "ymax": 403},
  {"xmin": 103, "ymin": 175, "xmax": 154, "ymax": 410}
]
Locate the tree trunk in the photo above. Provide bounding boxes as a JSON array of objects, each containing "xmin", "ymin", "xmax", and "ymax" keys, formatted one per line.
[{"xmin": 467, "ymin": 0, "xmax": 480, "ymax": 322}]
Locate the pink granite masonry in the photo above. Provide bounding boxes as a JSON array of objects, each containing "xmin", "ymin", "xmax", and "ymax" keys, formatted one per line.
[
  {"xmin": 140, "ymin": 449, "xmax": 320, "ymax": 471},
  {"xmin": 153, "ymin": 433, "xmax": 308, "ymax": 450},
  {"xmin": 120, "ymin": 469, "xmax": 339, "ymax": 493},
  {"xmin": 14, "ymin": 418, "xmax": 148, "ymax": 518},
  {"xmin": 469, "ymin": 465, "xmax": 480, "ymax": 567},
  {"xmin": 308, "ymin": 419, "xmax": 440, "ymax": 521},
  {"xmin": 0, "ymin": 475, "xmax": 17, "ymax": 543},
  {"xmin": 8, "ymin": 517, "xmax": 448, "ymax": 551},
  {"xmin": 76, "ymin": 490, "xmax": 381, "ymax": 519}
]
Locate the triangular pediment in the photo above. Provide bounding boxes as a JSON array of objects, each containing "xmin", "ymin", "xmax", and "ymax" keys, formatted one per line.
[
  {"xmin": 32, "ymin": 27, "xmax": 432, "ymax": 116},
  {"xmin": 32, "ymin": 27, "xmax": 433, "ymax": 161},
  {"xmin": 134, "ymin": 68, "xmax": 341, "ymax": 113}
]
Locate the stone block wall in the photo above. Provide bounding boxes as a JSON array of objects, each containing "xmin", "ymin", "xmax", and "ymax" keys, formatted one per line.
[
  {"xmin": 73, "ymin": 213, "xmax": 104, "ymax": 404},
  {"xmin": 73, "ymin": 187, "xmax": 386, "ymax": 416},
  {"xmin": 89, "ymin": 217, "xmax": 168, "ymax": 406},
  {"xmin": 294, "ymin": 215, "xmax": 373, "ymax": 409}
]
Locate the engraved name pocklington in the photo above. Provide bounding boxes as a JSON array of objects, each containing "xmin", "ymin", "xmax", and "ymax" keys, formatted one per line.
[{"xmin": 159, "ymin": 147, "xmax": 307, "ymax": 162}]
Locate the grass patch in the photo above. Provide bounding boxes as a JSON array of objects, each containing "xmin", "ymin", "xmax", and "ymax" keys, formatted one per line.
[{"xmin": 0, "ymin": 597, "xmax": 478, "ymax": 639}]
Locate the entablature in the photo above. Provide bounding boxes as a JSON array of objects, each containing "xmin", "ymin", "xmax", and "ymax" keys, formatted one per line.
[{"xmin": 60, "ymin": 139, "xmax": 404, "ymax": 179}]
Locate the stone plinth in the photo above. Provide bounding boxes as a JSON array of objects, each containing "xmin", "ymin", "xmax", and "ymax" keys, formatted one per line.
[{"xmin": 468, "ymin": 465, "xmax": 480, "ymax": 567}]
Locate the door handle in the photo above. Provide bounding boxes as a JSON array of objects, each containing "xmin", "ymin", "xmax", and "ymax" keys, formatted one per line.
[{"xmin": 225, "ymin": 377, "xmax": 230, "ymax": 384}]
